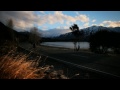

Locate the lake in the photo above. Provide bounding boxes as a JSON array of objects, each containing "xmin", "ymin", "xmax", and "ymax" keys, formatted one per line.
[{"xmin": 41, "ymin": 42, "xmax": 90, "ymax": 49}]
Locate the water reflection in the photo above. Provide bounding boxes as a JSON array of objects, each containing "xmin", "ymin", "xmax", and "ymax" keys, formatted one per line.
[{"xmin": 41, "ymin": 42, "xmax": 90, "ymax": 49}]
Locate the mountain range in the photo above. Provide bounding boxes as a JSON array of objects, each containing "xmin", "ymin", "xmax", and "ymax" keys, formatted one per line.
[
  {"xmin": 51, "ymin": 26, "xmax": 120, "ymax": 41},
  {"xmin": 39, "ymin": 29, "xmax": 70, "ymax": 37},
  {"xmin": 0, "ymin": 21, "xmax": 120, "ymax": 42},
  {"xmin": 39, "ymin": 25, "xmax": 120, "ymax": 38}
]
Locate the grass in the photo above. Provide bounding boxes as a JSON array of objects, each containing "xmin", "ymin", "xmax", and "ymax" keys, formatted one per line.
[{"xmin": 0, "ymin": 49, "xmax": 68, "ymax": 79}]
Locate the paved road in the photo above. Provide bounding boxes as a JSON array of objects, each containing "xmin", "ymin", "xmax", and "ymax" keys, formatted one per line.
[{"xmin": 20, "ymin": 43, "xmax": 120, "ymax": 77}]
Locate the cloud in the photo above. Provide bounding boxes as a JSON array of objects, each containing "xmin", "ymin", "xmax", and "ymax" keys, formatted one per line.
[
  {"xmin": 84, "ymin": 22, "xmax": 89, "ymax": 27},
  {"xmin": 75, "ymin": 11, "xmax": 79, "ymax": 15},
  {"xmin": 63, "ymin": 26, "xmax": 69, "ymax": 29},
  {"xmin": 100, "ymin": 21, "xmax": 120, "ymax": 27},
  {"xmin": 0, "ymin": 11, "xmax": 89, "ymax": 31},
  {"xmin": 38, "ymin": 11, "xmax": 89, "ymax": 25},
  {"xmin": 99, "ymin": 23, "xmax": 104, "ymax": 26},
  {"xmin": 41, "ymin": 26, "xmax": 48, "ymax": 30},
  {"xmin": 66, "ymin": 21, "xmax": 71, "ymax": 25},
  {"xmin": 37, "ymin": 11, "xmax": 65, "ymax": 25},
  {"xmin": 39, "ymin": 11, "xmax": 44, "ymax": 14},
  {"xmin": 14, "ymin": 20, "xmax": 34, "ymax": 30},
  {"xmin": 56, "ymin": 26, "xmax": 69, "ymax": 29},
  {"xmin": 92, "ymin": 24, "xmax": 97, "ymax": 26},
  {"xmin": 41, "ymin": 28, "xmax": 71, "ymax": 37},
  {"xmin": 92, "ymin": 19, "xmax": 96, "ymax": 22},
  {"xmin": 75, "ymin": 15, "xmax": 89, "ymax": 23},
  {"xmin": 0, "ymin": 11, "xmax": 38, "ymax": 30}
]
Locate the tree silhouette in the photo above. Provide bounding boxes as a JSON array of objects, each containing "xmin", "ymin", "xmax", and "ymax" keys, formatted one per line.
[
  {"xmin": 29, "ymin": 27, "xmax": 41, "ymax": 48},
  {"xmin": 7, "ymin": 19, "xmax": 13, "ymax": 29},
  {"xmin": 7, "ymin": 19, "xmax": 15, "ymax": 42},
  {"xmin": 6, "ymin": 18, "xmax": 19, "ymax": 48},
  {"xmin": 70, "ymin": 24, "xmax": 81, "ymax": 51}
]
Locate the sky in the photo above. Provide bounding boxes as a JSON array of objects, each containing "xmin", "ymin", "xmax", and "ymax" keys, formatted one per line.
[{"xmin": 0, "ymin": 11, "xmax": 120, "ymax": 36}]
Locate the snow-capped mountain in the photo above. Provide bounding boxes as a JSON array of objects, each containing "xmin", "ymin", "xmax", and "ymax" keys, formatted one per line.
[
  {"xmin": 11, "ymin": 24, "xmax": 120, "ymax": 38},
  {"xmin": 82, "ymin": 26, "xmax": 120, "ymax": 36},
  {"xmin": 39, "ymin": 29, "xmax": 70, "ymax": 37},
  {"xmin": 40, "ymin": 26, "xmax": 120, "ymax": 38},
  {"xmin": 52, "ymin": 26, "xmax": 120, "ymax": 41}
]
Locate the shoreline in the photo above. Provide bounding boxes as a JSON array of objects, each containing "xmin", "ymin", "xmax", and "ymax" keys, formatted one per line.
[
  {"xmin": 40, "ymin": 44, "xmax": 72, "ymax": 50},
  {"xmin": 40, "ymin": 44, "xmax": 91, "ymax": 52},
  {"xmin": 20, "ymin": 42, "xmax": 91, "ymax": 52}
]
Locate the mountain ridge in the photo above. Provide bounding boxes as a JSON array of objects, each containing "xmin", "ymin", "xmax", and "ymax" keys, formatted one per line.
[
  {"xmin": 1, "ymin": 21, "xmax": 120, "ymax": 42},
  {"xmin": 40, "ymin": 26, "xmax": 120, "ymax": 38},
  {"xmin": 51, "ymin": 26, "xmax": 120, "ymax": 41}
]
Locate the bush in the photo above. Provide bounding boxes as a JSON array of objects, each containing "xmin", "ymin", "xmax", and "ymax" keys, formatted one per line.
[{"xmin": 89, "ymin": 30, "xmax": 120, "ymax": 54}]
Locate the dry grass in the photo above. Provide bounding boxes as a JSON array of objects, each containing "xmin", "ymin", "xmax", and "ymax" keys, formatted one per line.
[
  {"xmin": 0, "ymin": 51, "xmax": 44, "ymax": 79},
  {"xmin": 0, "ymin": 50, "xmax": 68, "ymax": 79},
  {"xmin": 0, "ymin": 40, "xmax": 69, "ymax": 79}
]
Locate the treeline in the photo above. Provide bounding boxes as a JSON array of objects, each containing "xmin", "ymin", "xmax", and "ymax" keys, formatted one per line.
[{"xmin": 89, "ymin": 29, "xmax": 120, "ymax": 54}]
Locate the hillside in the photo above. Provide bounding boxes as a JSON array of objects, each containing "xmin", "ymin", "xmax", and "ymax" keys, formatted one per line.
[
  {"xmin": 0, "ymin": 22, "xmax": 31, "ymax": 44},
  {"xmin": 0, "ymin": 22, "xmax": 17, "ymax": 41}
]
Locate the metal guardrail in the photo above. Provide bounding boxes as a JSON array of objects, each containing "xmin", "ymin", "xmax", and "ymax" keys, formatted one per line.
[{"xmin": 18, "ymin": 46, "xmax": 120, "ymax": 79}]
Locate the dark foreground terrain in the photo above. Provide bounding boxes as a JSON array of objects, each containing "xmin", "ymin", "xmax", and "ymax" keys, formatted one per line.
[{"xmin": 19, "ymin": 43, "xmax": 120, "ymax": 79}]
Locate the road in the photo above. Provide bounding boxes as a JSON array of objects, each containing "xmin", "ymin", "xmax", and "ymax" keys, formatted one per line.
[{"xmin": 20, "ymin": 43, "xmax": 120, "ymax": 78}]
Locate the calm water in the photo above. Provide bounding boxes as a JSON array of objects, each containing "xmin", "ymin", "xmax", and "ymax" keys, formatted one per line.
[{"xmin": 41, "ymin": 42, "xmax": 90, "ymax": 49}]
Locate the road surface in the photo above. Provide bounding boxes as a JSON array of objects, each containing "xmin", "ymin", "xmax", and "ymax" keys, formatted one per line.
[{"xmin": 20, "ymin": 43, "xmax": 120, "ymax": 78}]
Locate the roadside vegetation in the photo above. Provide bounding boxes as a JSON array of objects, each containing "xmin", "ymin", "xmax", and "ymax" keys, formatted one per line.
[
  {"xmin": 89, "ymin": 29, "xmax": 120, "ymax": 54},
  {"xmin": 0, "ymin": 47, "xmax": 68, "ymax": 79}
]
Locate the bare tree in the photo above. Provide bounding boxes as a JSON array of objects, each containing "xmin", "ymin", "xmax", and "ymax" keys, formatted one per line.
[
  {"xmin": 29, "ymin": 27, "xmax": 41, "ymax": 48},
  {"xmin": 7, "ymin": 19, "xmax": 14, "ymax": 29},
  {"xmin": 7, "ymin": 19, "xmax": 15, "ymax": 42},
  {"xmin": 7, "ymin": 19, "xmax": 17, "ymax": 47}
]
